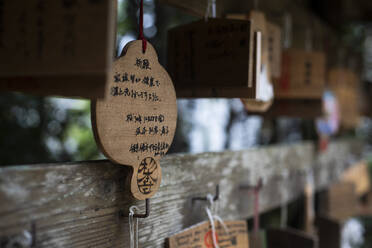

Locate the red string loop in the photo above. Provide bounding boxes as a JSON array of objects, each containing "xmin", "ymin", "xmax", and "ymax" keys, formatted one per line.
[
  {"xmin": 252, "ymin": 179, "xmax": 263, "ymax": 234},
  {"xmin": 138, "ymin": 0, "xmax": 147, "ymax": 53}
]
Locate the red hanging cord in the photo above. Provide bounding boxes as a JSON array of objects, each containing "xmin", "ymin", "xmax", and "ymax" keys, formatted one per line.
[
  {"xmin": 253, "ymin": 185, "xmax": 260, "ymax": 233},
  {"xmin": 138, "ymin": 0, "xmax": 147, "ymax": 53},
  {"xmin": 252, "ymin": 179, "xmax": 262, "ymax": 234}
]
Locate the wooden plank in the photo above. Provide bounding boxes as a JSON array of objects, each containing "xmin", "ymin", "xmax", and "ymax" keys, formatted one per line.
[{"xmin": 0, "ymin": 140, "xmax": 363, "ymax": 247}]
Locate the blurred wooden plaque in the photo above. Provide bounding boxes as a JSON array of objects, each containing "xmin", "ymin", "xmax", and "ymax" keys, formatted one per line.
[
  {"xmin": 0, "ymin": 0, "xmax": 115, "ymax": 99},
  {"xmin": 266, "ymin": 22, "xmax": 282, "ymax": 79},
  {"xmin": 328, "ymin": 68, "xmax": 360, "ymax": 129},
  {"xmin": 168, "ymin": 18, "xmax": 259, "ymax": 98},
  {"xmin": 92, "ymin": 41, "xmax": 177, "ymax": 200},
  {"xmin": 263, "ymin": 49, "xmax": 325, "ymax": 118},
  {"xmin": 318, "ymin": 182, "xmax": 357, "ymax": 222},
  {"xmin": 275, "ymin": 49, "xmax": 325, "ymax": 99},
  {"xmin": 167, "ymin": 220, "xmax": 249, "ymax": 248}
]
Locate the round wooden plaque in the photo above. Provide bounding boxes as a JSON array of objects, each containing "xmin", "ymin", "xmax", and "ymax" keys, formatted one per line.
[{"xmin": 92, "ymin": 40, "xmax": 177, "ymax": 200}]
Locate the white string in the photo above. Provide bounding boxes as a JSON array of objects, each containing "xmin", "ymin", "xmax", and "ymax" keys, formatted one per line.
[
  {"xmin": 280, "ymin": 171, "xmax": 289, "ymax": 228},
  {"xmin": 205, "ymin": 194, "xmax": 229, "ymax": 248},
  {"xmin": 283, "ymin": 13, "xmax": 292, "ymax": 49},
  {"xmin": 280, "ymin": 203, "xmax": 288, "ymax": 228},
  {"xmin": 205, "ymin": 0, "xmax": 216, "ymax": 21},
  {"xmin": 129, "ymin": 206, "xmax": 139, "ymax": 248},
  {"xmin": 206, "ymin": 204, "xmax": 219, "ymax": 248}
]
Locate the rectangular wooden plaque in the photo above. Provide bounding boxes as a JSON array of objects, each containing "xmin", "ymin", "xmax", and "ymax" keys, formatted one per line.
[
  {"xmin": 328, "ymin": 68, "xmax": 360, "ymax": 128},
  {"xmin": 167, "ymin": 220, "xmax": 249, "ymax": 248},
  {"xmin": 168, "ymin": 18, "xmax": 257, "ymax": 98},
  {"xmin": 0, "ymin": 0, "xmax": 115, "ymax": 99},
  {"xmin": 274, "ymin": 49, "xmax": 326, "ymax": 99},
  {"xmin": 318, "ymin": 182, "xmax": 358, "ymax": 222},
  {"xmin": 328, "ymin": 182, "xmax": 358, "ymax": 222},
  {"xmin": 266, "ymin": 22, "xmax": 282, "ymax": 79}
]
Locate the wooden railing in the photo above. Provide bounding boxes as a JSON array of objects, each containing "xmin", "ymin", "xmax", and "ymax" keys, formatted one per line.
[{"xmin": 0, "ymin": 139, "xmax": 363, "ymax": 247}]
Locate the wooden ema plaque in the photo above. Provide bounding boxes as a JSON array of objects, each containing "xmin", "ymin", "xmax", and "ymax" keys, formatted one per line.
[
  {"xmin": 266, "ymin": 49, "xmax": 326, "ymax": 118},
  {"xmin": 167, "ymin": 220, "xmax": 249, "ymax": 248},
  {"xmin": 274, "ymin": 49, "xmax": 325, "ymax": 99},
  {"xmin": 266, "ymin": 22, "xmax": 282, "ymax": 80},
  {"xmin": 227, "ymin": 11, "xmax": 275, "ymax": 113},
  {"xmin": 168, "ymin": 18, "xmax": 259, "ymax": 98},
  {"xmin": 328, "ymin": 68, "xmax": 360, "ymax": 129},
  {"xmin": 318, "ymin": 182, "xmax": 358, "ymax": 222},
  {"xmin": 0, "ymin": 0, "xmax": 115, "ymax": 99},
  {"xmin": 266, "ymin": 228, "xmax": 317, "ymax": 248},
  {"xmin": 92, "ymin": 41, "xmax": 177, "ymax": 200}
]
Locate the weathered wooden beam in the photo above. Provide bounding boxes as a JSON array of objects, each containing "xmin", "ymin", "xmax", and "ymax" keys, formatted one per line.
[{"xmin": 0, "ymin": 140, "xmax": 363, "ymax": 247}]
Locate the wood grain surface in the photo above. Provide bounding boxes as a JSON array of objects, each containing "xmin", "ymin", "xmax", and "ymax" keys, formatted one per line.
[{"xmin": 92, "ymin": 40, "xmax": 177, "ymax": 200}]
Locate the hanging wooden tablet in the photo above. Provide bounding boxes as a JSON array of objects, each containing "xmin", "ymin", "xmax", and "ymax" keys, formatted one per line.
[
  {"xmin": 266, "ymin": 22, "xmax": 282, "ymax": 80},
  {"xmin": 168, "ymin": 18, "xmax": 260, "ymax": 98},
  {"xmin": 0, "ymin": 0, "xmax": 115, "ymax": 99},
  {"xmin": 318, "ymin": 182, "xmax": 357, "ymax": 222},
  {"xmin": 275, "ymin": 49, "xmax": 325, "ymax": 100},
  {"xmin": 227, "ymin": 11, "xmax": 275, "ymax": 113},
  {"xmin": 167, "ymin": 220, "xmax": 249, "ymax": 248},
  {"xmin": 91, "ymin": 40, "xmax": 177, "ymax": 200},
  {"xmin": 328, "ymin": 68, "xmax": 360, "ymax": 129},
  {"xmin": 267, "ymin": 49, "xmax": 325, "ymax": 118},
  {"xmin": 266, "ymin": 228, "xmax": 317, "ymax": 248}
]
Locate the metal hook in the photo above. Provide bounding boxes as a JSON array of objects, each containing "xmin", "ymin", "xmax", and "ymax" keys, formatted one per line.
[
  {"xmin": 192, "ymin": 184, "xmax": 219, "ymax": 202},
  {"xmin": 133, "ymin": 198, "xmax": 150, "ymax": 218}
]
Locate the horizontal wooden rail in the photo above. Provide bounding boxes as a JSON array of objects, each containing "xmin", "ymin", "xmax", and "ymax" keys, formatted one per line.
[{"xmin": 0, "ymin": 139, "xmax": 363, "ymax": 247}]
